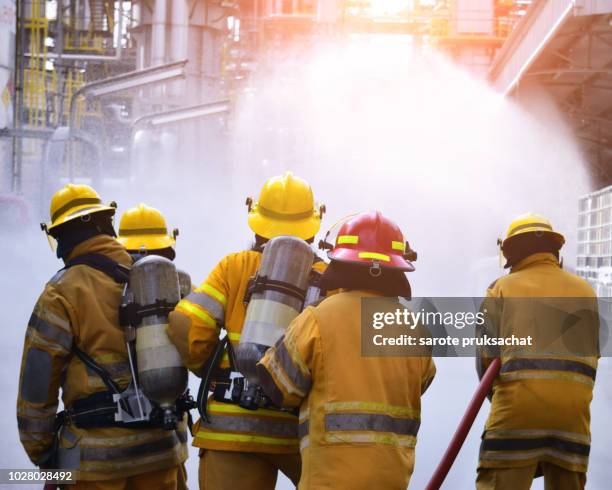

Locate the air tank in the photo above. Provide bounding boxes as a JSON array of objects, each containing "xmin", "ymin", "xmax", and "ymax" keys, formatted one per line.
[
  {"xmin": 177, "ymin": 269, "xmax": 192, "ymax": 298},
  {"xmin": 129, "ymin": 255, "xmax": 188, "ymax": 427},
  {"xmin": 236, "ymin": 236, "xmax": 314, "ymax": 385}
]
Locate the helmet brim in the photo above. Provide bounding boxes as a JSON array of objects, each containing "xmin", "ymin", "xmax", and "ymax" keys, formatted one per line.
[
  {"xmin": 248, "ymin": 211, "xmax": 321, "ymax": 241},
  {"xmin": 47, "ymin": 204, "xmax": 116, "ymax": 232},
  {"xmin": 502, "ymin": 229, "xmax": 565, "ymax": 249},
  {"xmin": 117, "ymin": 234, "xmax": 176, "ymax": 252},
  {"xmin": 328, "ymin": 248, "xmax": 415, "ymax": 272}
]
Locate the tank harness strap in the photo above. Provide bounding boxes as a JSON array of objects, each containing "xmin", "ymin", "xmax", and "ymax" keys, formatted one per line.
[
  {"xmin": 71, "ymin": 345, "xmax": 123, "ymax": 396},
  {"xmin": 63, "ymin": 253, "xmax": 130, "ymax": 284},
  {"xmin": 243, "ymin": 274, "xmax": 307, "ymax": 304},
  {"xmin": 60, "ymin": 391, "xmax": 164, "ymax": 430},
  {"xmin": 60, "ymin": 346, "xmax": 193, "ymax": 429},
  {"xmin": 119, "ymin": 299, "xmax": 178, "ymax": 328},
  {"xmin": 197, "ymin": 335, "xmax": 229, "ymax": 422}
]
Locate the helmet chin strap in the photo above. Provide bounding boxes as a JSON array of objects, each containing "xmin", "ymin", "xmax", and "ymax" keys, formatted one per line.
[{"xmin": 369, "ymin": 261, "xmax": 382, "ymax": 277}]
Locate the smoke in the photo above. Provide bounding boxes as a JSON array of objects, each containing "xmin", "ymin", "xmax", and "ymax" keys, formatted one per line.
[
  {"xmin": 225, "ymin": 37, "xmax": 602, "ymax": 489},
  {"xmin": 229, "ymin": 36, "xmax": 589, "ymax": 296},
  {"xmin": 3, "ymin": 35, "xmax": 610, "ymax": 489}
]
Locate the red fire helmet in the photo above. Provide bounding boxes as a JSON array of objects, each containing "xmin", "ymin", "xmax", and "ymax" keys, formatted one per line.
[{"xmin": 327, "ymin": 211, "xmax": 416, "ymax": 272}]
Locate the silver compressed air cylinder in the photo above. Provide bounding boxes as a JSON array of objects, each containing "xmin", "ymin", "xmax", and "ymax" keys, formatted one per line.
[
  {"xmin": 236, "ymin": 236, "xmax": 314, "ymax": 385},
  {"xmin": 129, "ymin": 256, "xmax": 188, "ymax": 420}
]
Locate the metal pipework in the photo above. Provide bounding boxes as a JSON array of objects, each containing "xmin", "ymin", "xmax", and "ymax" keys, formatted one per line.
[
  {"xmin": 68, "ymin": 60, "xmax": 188, "ymax": 135},
  {"xmin": 130, "ymin": 100, "xmax": 231, "ymax": 130},
  {"xmin": 66, "ymin": 60, "xmax": 187, "ymax": 176}
]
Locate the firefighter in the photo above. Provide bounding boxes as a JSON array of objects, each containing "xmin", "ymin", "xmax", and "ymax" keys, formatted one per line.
[
  {"xmin": 17, "ymin": 184, "xmax": 187, "ymax": 489},
  {"xmin": 117, "ymin": 203, "xmax": 191, "ymax": 297},
  {"xmin": 117, "ymin": 203, "xmax": 178, "ymax": 261},
  {"xmin": 117, "ymin": 203, "xmax": 190, "ymax": 490},
  {"xmin": 166, "ymin": 172, "xmax": 326, "ymax": 490},
  {"xmin": 476, "ymin": 212, "xmax": 599, "ymax": 490},
  {"xmin": 256, "ymin": 211, "xmax": 436, "ymax": 489}
]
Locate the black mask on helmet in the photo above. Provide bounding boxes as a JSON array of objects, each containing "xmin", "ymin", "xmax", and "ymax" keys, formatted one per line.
[
  {"xmin": 52, "ymin": 211, "xmax": 116, "ymax": 260},
  {"xmin": 502, "ymin": 232, "xmax": 562, "ymax": 269},
  {"xmin": 320, "ymin": 260, "xmax": 412, "ymax": 299}
]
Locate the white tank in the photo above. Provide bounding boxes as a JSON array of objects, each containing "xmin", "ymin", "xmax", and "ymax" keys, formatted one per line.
[
  {"xmin": 129, "ymin": 255, "xmax": 188, "ymax": 427},
  {"xmin": 236, "ymin": 236, "xmax": 314, "ymax": 385}
]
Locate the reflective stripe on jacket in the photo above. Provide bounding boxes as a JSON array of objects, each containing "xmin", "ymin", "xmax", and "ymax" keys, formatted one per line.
[
  {"xmin": 17, "ymin": 235, "xmax": 187, "ymax": 480},
  {"xmin": 169, "ymin": 249, "xmax": 326, "ymax": 453},
  {"xmin": 478, "ymin": 252, "xmax": 598, "ymax": 473},
  {"xmin": 258, "ymin": 290, "xmax": 436, "ymax": 489}
]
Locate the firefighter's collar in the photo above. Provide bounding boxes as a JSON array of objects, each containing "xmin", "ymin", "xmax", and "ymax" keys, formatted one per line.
[
  {"xmin": 511, "ymin": 252, "xmax": 559, "ymax": 273},
  {"xmin": 66, "ymin": 234, "xmax": 131, "ymax": 267}
]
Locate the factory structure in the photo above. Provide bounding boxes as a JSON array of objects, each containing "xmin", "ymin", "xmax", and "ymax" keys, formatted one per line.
[{"xmin": 1, "ymin": 0, "xmax": 612, "ymax": 292}]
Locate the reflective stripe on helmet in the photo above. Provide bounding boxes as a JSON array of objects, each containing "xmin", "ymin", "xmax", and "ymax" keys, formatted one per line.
[
  {"xmin": 358, "ymin": 252, "xmax": 391, "ymax": 262},
  {"xmin": 391, "ymin": 241, "xmax": 405, "ymax": 251},
  {"xmin": 256, "ymin": 205, "xmax": 315, "ymax": 221},
  {"xmin": 118, "ymin": 227, "xmax": 168, "ymax": 236},
  {"xmin": 337, "ymin": 235, "xmax": 359, "ymax": 244},
  {"xmin": 51, "ymin": 197, "xmax": 102, "ymax": 222},
  {"xmin": 508, "ymin": 222, "xmax": 553, "ymax": 236}
]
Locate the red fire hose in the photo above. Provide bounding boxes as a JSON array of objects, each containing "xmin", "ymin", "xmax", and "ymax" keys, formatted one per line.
[{"xmin": 425, "ymin": 358, "xmax": 501, "ymax": 490}]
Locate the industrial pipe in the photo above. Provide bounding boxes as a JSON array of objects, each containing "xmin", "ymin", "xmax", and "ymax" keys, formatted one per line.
[
  {"xmin": 425, "ymin": 358, "xmax": 501, "ymax": 490},
  {"xmin": 68, "ymin": 59, "xmax": 188, "ymax": 136}
]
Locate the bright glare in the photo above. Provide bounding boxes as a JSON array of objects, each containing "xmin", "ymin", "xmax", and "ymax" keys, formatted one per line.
[
  {"xmin": 368, "ymin": 0, "xmax": 412, "ymax": 17},
  {"xmin": 346, "ymin": 0, "xmax": 413, "ymax": 18}
]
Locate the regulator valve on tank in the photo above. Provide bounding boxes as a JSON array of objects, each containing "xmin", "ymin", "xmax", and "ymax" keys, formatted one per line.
[
  {"xmin": 235, "ymin": 236, "xmax": 314, "ymax": 409},
  {"xmin": 118, "ymin": 255, "xmax": 191, "ymax": 429}
]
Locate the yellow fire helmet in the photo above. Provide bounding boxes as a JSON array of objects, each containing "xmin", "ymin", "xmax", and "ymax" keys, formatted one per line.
[
  {"xmin": 117, "ymin": 204, "xmax": 177, "ymax": 252},
  {"xmin": 44, "ymin": 183, "xmax": 116, "ymax": 234},
  {"xmin": 500, "ymin": 212, "xmax": 566, "ymax": 251},
  {"xmin": 246, "ymin": 171, "xmax": 325, "ymax": 240}
]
